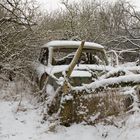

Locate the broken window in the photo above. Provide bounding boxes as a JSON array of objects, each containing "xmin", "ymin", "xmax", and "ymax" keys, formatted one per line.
[
  {"xmin": 52, "ymin": 48, "xmax": 105, "ymax": 65},
  {"xmin": 39, "ymin": 48, "xmax": 49, "ymax": 65}
]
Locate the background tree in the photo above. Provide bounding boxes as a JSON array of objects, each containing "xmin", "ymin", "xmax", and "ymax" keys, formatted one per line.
[{"xmin": 1, "ymin": 0, "xmax": 140, "ymax": 84}]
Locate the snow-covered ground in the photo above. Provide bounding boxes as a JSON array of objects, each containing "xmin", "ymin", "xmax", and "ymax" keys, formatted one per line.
[
  {"xmin": 0, "ymin": 61, "xmax": 140, "ymax": 140},
  {"xmin": 0, "ymin": 99, "xmax": 140, "ymax": 140}
]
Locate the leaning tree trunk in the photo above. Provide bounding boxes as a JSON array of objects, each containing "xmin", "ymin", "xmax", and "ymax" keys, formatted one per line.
[{"xmin": 63, "ymin": 41, "xmax": 85, "ymax": 94}]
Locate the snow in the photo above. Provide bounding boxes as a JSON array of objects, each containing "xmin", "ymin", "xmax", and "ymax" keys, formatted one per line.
[
  {"xmin": 124, "ymin": 66, "xmax": 140, "ymax": 72},
  {"xmin": 44, "ymin": 64, "xmax": 112, "ymax": 76},
  {"xmin": 35, "ymin": 63, "xmax": 113, "ymax": 81},
  {"xmin": 69, "ymin": 70, "xmax": 92, "ymax": 77},
  {"xmin": 100, "ymin": 67, "xmax": 133, "ymax": 79},
  {"xmin": 42, "ymin": 40, "xmax": 104, "ymax": 49},
  {"xmin": 1, "ymin": 61, "xmax": 140, "ymax": 140},
  {"xmin": 1, "ymin": 99, "xmax": 140, "ymax": 140},
  {"xmin": 36, "ymin": 62, "xmax": 139, "ymax": 79},
  {"xmin": 0, "ymin": 101, "xmax": 39, "ymax": 140},
  {"xmin": 119, "ymin": 62, "xmax": 137, "ymax": 67},
  {"xmin": 0, "ymin": 79, "xmax": 140, "ymax": 140},
  {"xmin": 73, "ymin": 74, "xmax": 140, "ymax": 91}
]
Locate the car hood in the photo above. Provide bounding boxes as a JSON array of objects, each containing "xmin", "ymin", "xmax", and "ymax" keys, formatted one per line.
[{"xmin": 45, "ymin": 64, "xmax": 113, "ymax": 77}]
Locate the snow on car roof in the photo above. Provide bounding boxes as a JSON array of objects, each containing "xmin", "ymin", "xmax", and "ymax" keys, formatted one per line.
[{"xmin": 41, "ymin": 40, "xmax": 104, "ymax": 49}]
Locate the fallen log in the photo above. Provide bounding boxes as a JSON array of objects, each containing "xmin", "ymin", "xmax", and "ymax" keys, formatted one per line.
[{"xmin": 73, "ymin": 74, "xmax": 140, "ymax": 94}]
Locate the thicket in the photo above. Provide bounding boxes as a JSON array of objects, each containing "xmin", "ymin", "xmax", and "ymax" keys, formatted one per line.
[{"xmin": 0, "ymin": 0, "xmax": 140, "ymax": 84}]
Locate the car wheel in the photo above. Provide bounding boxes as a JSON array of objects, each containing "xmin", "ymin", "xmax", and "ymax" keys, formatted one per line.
[{"xmin": 39, "ymin": 73, "xmax": 48, "ymax": 90}]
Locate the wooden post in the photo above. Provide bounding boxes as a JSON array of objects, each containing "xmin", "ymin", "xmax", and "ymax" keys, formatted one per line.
[
  {"xmin": 66, "ymin": 41, "xmax": 85, "ymax": 78},
  {"xmin": 138, "ymin": 49, "xmax": 140, "ymax": 65},
  {"xmin": 62, "ymin": 41, "xmax": 85, "ymax": 94}
]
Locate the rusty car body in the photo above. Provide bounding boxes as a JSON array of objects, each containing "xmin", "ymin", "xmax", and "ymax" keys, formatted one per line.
[{"xmin": 33, "ymin": 40, "xmax": 140, "ymax": 126}]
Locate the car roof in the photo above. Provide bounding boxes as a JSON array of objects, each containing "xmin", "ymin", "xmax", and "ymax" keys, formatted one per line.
[{"xmin": 41, "ymin": 40, "xmax": 104, "ymax": 50}]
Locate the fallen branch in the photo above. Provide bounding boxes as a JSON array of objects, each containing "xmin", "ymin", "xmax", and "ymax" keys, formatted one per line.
[{"xmin": 73, "ymin": 74, "xmax": 140, "ymax": 94}]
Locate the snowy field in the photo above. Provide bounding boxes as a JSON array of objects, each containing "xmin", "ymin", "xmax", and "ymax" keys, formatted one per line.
[
  {"xmin": 0, "ymin": 99, "xmax": 140, "ymax": 140},
  {"xmin": 0, "ymin": 61, "xmax": 140, "ymax": 140}
]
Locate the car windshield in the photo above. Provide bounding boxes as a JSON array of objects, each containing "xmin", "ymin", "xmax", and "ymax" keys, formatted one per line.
[{"xmin": 52, "ymin": 48, "xmax": 106, "ymax": 65}]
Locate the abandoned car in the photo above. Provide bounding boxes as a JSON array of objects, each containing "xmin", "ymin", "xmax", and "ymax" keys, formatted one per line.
[
  {"xmin": 34, "ymin": 40, "xmax": 110, "ymax": 89},
  {"xmin": 33, "ymin": 40, "xmax": 140, "ymax": 125}
]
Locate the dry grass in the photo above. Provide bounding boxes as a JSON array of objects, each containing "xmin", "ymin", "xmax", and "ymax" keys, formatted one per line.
[{"xmin": 0, "ymin": 79, "xmax": 32, "ymax": 101}]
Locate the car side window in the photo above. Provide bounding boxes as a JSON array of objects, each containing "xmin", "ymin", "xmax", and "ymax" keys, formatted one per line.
[{"xmin": 39, "ymin": 48, "xmax": 48, "ymax": 65}]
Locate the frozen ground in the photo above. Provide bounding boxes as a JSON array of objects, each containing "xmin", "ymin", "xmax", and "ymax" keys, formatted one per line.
[
  {"xmin": 0, "ymin": 61, "xmax": 140, "ymax": 140},
  {"xmin": 0, "ymin": 99, "xmax": 140, "ymax": 140}
]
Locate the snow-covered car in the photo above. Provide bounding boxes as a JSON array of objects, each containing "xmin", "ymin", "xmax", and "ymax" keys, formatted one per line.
[
  {"xmin": 34, "ymin": 40, "xmax": 110, "ymax": 90},
  {"xmin": 33, "ymin": 40, "xmax": 140, "ymax": 126}
]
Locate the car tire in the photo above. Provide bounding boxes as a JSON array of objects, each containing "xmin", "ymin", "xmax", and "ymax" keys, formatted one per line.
[{"xmin": 39, "ymin": 73, "xmax": 48, "ymax": 90}]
